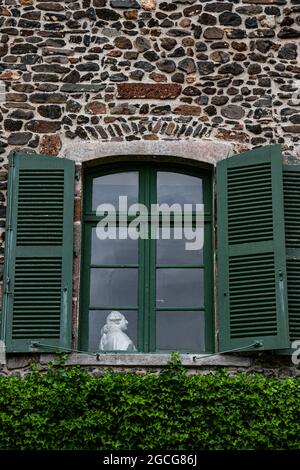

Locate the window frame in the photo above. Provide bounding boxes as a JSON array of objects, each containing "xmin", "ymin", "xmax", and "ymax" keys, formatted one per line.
[{"xmin": 80, "ymin": 161, "xmax": 214, "ymax": 354}]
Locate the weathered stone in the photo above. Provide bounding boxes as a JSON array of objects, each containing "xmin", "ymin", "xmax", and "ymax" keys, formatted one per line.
[
  {"xmin": 96, "ymin": 8, "xmax": 121, "ymax": 20},
  {"xmin": 32, "ymin": 64, "xmax": 69, "ymax": 74},
  {"xmin": 110, "ymin": 104, "xmax": 138, "ymax": 115},
  {"xmin": 220, "ymin": 12, "xmax": 242, "ymax": 26},
  {"xmin": 171, "ymin": 72, "xmax": 185, "ymax": 84},
  {"xmin": 62, "ymin": 70, "xmax": 80, "ymax": 83},
  {"xmin": 110, "ymin": 0, "xmax": 140, "ymax": 8},
  {"xmin": 278, "ymin": 28, "xmax": 300, "ymax": 39},
  {"xmin": 30, "ymin": 93, "xmax": 66, "ymax": 104},
  {"xmin": 12, "ymin": 84, "xmax": 34, "ymax": 94},
  {"xmin": 93, "ymin": 0, "xmax": 107, "ymax": 6},
  {"xmin": 178, "ymin": 58, "xmax": 196, "ymax": 74},
  {"xmin": 0, "ymin": 70, "xmax": 21, "ymax": 81},
  {"xmin": 25, "ymin": 120, "xmax": 61, "ymax": 134},
  {"xmin": 37, "ymin": 105, "xmax": 62, "ymax": 120},
  {"xmin": 246, "ymin": 124, "xmax": 262, "ymax": 134},
  {"xmin": 114, "ymin": 37, "xmax": 132, "ymax": 49},
  {"xmin": 211, "ymin": 96, "xmax": 229, "ymax": 106},
  {"xmin": 205, "ymin": 2, "xmax": 233, "ymax": 13},
  {"xmin": 198, "ymin": 13, "xmax": 217, "ymax": 26},
  {"xmin": 174, "ymin": 105, "xmax": 201, "ymax": 116},
  {"xmin": 157, "ymin": 59, "xmax": 176, "ymax": 73},
  {"xmin": 124, "ymin": 51, "xmax": 138, "ymax": 60},
  {"xmin": 19, "ymin": 0, "xmax": 34, "ymax": 5},
  {"xmin": 76, "ymin": 63, "xmax": 100, "ymax": 72},
  {"xmin": 160, "ymin": 38, "xmax": 177, "ymax": 52},
  {"xmin": 134, "ymin": 61, "xmax": 155, "ymax": 72},
  {"xmin": 216, "ymin": 128, "xmax": 249, "ymax": 143},
  {"xmin": 141, "ymin": 0, "xmax": 156, "ymax": 11},
  {"xmin": 85, "ymin": 101, "xmax": 107, "ymax": 114},
  {"xmin": 11, "ymin": 44, "xmax": 38, "ymax": 55},
  {"xmin": 4, "ymin": 119, "xmax": 23, "ymax": 132},
  {"xmin": 210, "ymin": 51, "xmax": 230, "ymax": 63},
  {"xmin": 130, "ymin": 69, "xmax": 144, "ymax": 80},
  {"xmin": 221, "ymin": 105, "xmax": 245, "ymax": 120},
  {"xmin": 6, "ymin": 93, "xmax": 27, "ymax": 103},
  {"xmin": 117, "ymin": 83, "xmax": 181, "ymax": 99},
  {"xmin": 183, "ymin": 4, "xmax": 202, "ymax": 17},
  {"xmin": 33, "ymin": 74, "xmax": 59, "ymax": 83},
  {"xmin": 197, "ymin": 61, "xmax": 215, "ymax": 75},
  {"xmin": 169, "ymin": 47, "xmax": 185, "ymax": 58},
  {"xmin": 40, "ymin": 134, "xmax": 62, "ymax": 156},
  {"xmin": 203, "ymin": 27, "xmax": 224, "ymax": 39},
  {"xmin": 226, "ymin": 29, "xmax": 246, "ymax": 39},
  {"xmin": 167, "ymin": 29, "xmax": 191, "ymax": 37},
  {"xmin": 61, "ymin": 84, "xmax": 105, "ymax": 92},
  {"xmin": 66, "ymin": 100, "xmax": 82, "ymax": 113},
  {"xmin": 278, "ymin": 43, "xmax": 298, "ymax": 60},
  {"xmin": 36, "ymin": 2, "xmax": 65, "ymax": 11},
  {"xmin": 236, "ymin": 5, "xmax": 263, "ymax": 15},
  {"xmin": 290, "ymin": 115, "xmax": 300, "ymax": 124},
  {"xmin": 9, "ymin": 109, "xmax": 34, "ymax": 120},
  {"xmin": 149, "ymin": 72, "xmax": 167, "ymax": 83},
  {"xmin": 8, "ymin": 132, "xmax": 32, "ymax": 145},
  {"xmin": 219, "ymin": 63, "xmax": 244, "ymax": 75},
  {"xmin": 182, "ymin": 86, "xmax": 201, "ymax": 97},
  {"xmin": 282, "ymin": 125, "xmax": 300, "ymax": 133},
  {"xmin": 135, "ymin": 36, "xmax": 151, "ymax": 52},
  {"xmin": 18, "ymin": 19, "xmax": 41, "ymax": 29},
  {"xmin": 144, "ymin": 50, "xmax": 159, "ymax": 62},
  {"xmin": 111, "ymin": 73, "xmax": 128, "ymax": 82}
]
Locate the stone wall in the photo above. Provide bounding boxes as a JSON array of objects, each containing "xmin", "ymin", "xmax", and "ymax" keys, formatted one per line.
[
  {"xmin": 0, "ymin": 0, "xmax": 299, "ymax": 371},
  {"xmin": 0, "ymin": 0, "xmax": 299, "ymax": 223}
]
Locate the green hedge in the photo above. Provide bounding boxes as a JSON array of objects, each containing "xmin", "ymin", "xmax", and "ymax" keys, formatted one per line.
[{"xmin": 0, "ymin": 356, "xmax": 299, "ymax": 450}]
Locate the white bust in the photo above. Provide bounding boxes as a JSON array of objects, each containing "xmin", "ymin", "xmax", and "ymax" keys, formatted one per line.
[{"xmin": 99, "ymin": 311, "xmax": 137, "ymax": 352}]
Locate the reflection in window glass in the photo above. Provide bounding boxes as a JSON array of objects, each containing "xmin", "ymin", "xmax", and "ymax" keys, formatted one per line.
[
  {"xmin": 157, "ymin": 172, "xmax": 203, "ymax": 206},
  {"xmin": 156, "ymin": 311, "xmax": 205, "ymax": 351},
  {"xmin": 91, "ymin": 228, "xmax": 138, "ymax": 265},
  {"xmin": 90, "ymin": 268, "xmax": 138, "ymax": 307},
  {"xmin": 156, "ymin": 269, "xmax": 204, "ymax": 308},
  {"xmin": 89, "ymin": 310, "xmax": 137, "ymax": 352},
  {"xmin": 92, "ymin": 172, "xmax": 138, "ymax": 210},
  {"xmin": 156, "ymin": 228, "xmax": 203, "ymax": 265}
]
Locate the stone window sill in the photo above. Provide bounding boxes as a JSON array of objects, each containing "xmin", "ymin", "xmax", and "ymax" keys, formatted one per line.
[{"xmin": 39, "ymin": 353, "xmax": 251, "ymax": 368}]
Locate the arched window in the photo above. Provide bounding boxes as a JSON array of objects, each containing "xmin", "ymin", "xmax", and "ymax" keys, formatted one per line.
[{"xmin": 80, "ymin": 163, "xmax": 214, "ymax": 353}]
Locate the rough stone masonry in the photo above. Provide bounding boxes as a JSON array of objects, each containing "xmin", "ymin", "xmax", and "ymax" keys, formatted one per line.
[
  {"xmin": 0, "ymin": 0, "xmax": 299, "ymax": 375},
  {"xmin": 0, "ymin": 0, "xmax": 299, "ymax": 315}
]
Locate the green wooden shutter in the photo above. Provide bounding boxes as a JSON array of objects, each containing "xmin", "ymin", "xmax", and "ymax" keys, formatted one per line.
[
  {"xmin": 217, "ymin": 145, "xmax": 290, "ymax": 351},
  {"xmin": 1, "ymin": 152, "xmax": 75, "ymax": 352},
  {"xmin": 283, "ymin": 165, "xmax": 300, "ymax": 346}
]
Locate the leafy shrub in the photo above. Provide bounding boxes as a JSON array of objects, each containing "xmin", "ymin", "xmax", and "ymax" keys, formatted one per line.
[{"xmin": 0, "ymin": 357, "xmax": 299, "ymax": 450}]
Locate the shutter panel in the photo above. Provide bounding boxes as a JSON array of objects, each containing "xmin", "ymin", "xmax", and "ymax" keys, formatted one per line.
[
  {"xmin": 1, "ymin": 152, "xmax": 75, "ymax": 352},
  {"xmin": 283, "ymin": 165, "xmax": 300, "ymax": 346},
  {"xmin": 217, "ymin": 145, "xmax": 290, "ymax": 351}
]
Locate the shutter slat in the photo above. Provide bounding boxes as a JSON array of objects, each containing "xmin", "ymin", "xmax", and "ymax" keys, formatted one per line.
[
  {"xmin": 217, "ymin": 145, "xmax": 290, "ymax": 351},
  {"xmin": 1, "ymin": 152, "xmax": 74, "ymax": 352}
]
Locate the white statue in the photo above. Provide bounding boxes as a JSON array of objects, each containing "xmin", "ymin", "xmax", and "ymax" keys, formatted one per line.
[{"xmin": 99, "ymin": 311, "xmax": 137, "ymax": 352}]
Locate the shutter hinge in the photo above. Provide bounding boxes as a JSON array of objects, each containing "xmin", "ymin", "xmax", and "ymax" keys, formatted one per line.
[
  {"xmin": 9, "ymin": 152, "xmax": 16, "ymax": 169},
  {"xmin": 4, "ymin": 277, "xmax": 11, "ymax": 295},
  {"xmin": 75, "ymin": 169, "xmax": 81, "ymax": 181}
]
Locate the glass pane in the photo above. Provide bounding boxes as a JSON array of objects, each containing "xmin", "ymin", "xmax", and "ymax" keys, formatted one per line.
[
  {"xmin": 92, "ymin": 172, "xmax": 138, "ymax": 211},
  {"xmin": 157, "ymin": 172, "xmax": 203, "ymax": 206},
  {"xmin": 156, "ymin": 268, "xmax": 204, "ymax": 308},
  {"xmin": 89, "ymin": 310, "xmax": 137, "ymax": 352},
  {"xmin": 91, "ymin": 228, "xmax": 138, "ymax": 265},
  {"xmin": 90, "ymin": 268, "xmax": 138, "ymax": 307},
  {"xmin": 156, "ymin": 228, "xmax": 203, "ymax": 265},
  {"xmin": 156, "ymin": 311, "xmax": 205, "ymax": 351}
]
